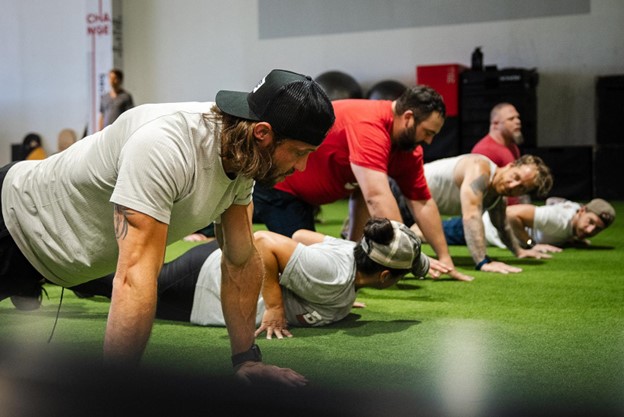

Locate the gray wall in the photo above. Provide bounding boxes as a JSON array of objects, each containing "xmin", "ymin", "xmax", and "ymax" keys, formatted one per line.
[{"xmin": 1, "ymin": 0, "xmax": 623, "ymax": 165}]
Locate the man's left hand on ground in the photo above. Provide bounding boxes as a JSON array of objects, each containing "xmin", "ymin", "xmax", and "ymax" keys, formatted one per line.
[
  {"xmin": 235, "ymin": 362, "xmax": 308, "ymax": 387},
  {"xmin": 517, "ymin": 248, "xmax": 553, "ymax": 259}
]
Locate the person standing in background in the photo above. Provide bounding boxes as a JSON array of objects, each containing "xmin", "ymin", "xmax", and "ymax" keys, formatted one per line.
[{"xmin": 99, "ymin": 68, "xmax": 134, "ymax": 131}]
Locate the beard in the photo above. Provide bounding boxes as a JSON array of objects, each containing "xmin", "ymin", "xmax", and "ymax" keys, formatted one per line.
[
  {"xmin": 396, "ymin": 125, "xmax": 419, "ymax": 151},
  {"xmin": 255, "ymin": 166, "xmax": 295, "ymax": 187},
  {"xmin": 512, "ymin": 131, "xmax": 524, "ymax": 145},
  {"xmin": 253, "ymin": 142, "xmax": 295, "ymax": 187}
]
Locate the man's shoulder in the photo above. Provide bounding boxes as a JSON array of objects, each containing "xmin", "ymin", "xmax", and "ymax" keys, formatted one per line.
[
  {"xmin": 131, "ymin": 102, "xmax": 215, "ymax": 117},
  {"xmin": 458, "ymin": 154, "xmax": 495, "ymax": 176},
  {"xmin": 333, "ymin": 98, "xmax": 390, "ymax": 110},
  {"xmin": 464, "ymin": 152, "xmax": 494, "ymax": 163},
  {"xmin": 333, "ymin": 99, "xmax": 392, "ymax": 123},
  {"xmin": 471, "ymin": 134, "xmax": 493, "ymax": 149}
]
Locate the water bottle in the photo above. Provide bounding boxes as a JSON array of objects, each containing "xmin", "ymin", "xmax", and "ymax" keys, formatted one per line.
[{"xmin": 471, "ymin": 47, "xmax": 483, "ymax": 71}]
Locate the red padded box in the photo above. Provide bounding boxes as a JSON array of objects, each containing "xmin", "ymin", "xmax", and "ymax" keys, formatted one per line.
[{"xmin": 416, "ymin": 64, "xmax": 467, "ymax": 117}]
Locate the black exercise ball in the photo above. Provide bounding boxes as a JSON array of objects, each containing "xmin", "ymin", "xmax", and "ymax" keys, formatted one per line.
[
  {"xmin": 366, "ymin": 80, "xmax": 407, "ymax": 101},
  {"xmin": 314, "ymin": 71, "xmax": 363, "ymax": 100}
]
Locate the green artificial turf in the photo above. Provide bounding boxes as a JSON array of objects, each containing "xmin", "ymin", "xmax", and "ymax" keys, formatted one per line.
[{"xmin": 1, "ymin": 200, "xmax": 622, "ymax": 414}]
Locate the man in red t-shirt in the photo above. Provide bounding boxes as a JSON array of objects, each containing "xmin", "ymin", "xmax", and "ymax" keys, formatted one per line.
[
  {"xmin": 471, "ymin": 102, "xmax": 527, "ymax": 205},
  {"xmin": 253, "ymin": 86, "xmax": 473, "ymax": 281},
  {"xmin": 471, "ymin": 102, "xmax": 522, "ymax": 166}
]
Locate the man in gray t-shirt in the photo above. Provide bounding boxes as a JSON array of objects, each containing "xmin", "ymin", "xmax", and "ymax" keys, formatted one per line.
[
  {"xmin": 68, "ymin": 218, "xmax": 429, "ymax": 339},
  {"xmin": 189, "ymin": 235, "xmax": 359, "ymax": 329},
  {"xmin": 1, "ymin": 69, "xmax": 335, "ymax": 386}
]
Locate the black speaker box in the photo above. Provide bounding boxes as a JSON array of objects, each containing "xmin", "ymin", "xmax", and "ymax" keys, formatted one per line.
[
  {"xmin": 422, "ymin": 116, "xmax": 460, "ymax": 163},
  {"xmin": 461, "ymin": 68, "xmax": 539, "ymax": 92},
  {"xmin": 460, "ymin": 68, "xmax": 538, "ymax": 152},
  {"xmin": 459, "ymin": 121, "xmax": 489, "ymax": 153},
  {"xmin": 523, "ymin": 146, "xmax": 593, "ymax": 201},
  {"xmin": 596, "ymin": 75, "xmax": 624, "ymax": 145},
  {"xmin": 594, "ymin": 145, "xmax": 624, "ymax": 199}
]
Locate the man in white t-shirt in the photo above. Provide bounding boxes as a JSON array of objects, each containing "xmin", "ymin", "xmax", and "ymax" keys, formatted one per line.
[
  {"xmin": 0, "ymin": 69, "xmax": 335, "ymax": 385},
  {"xmin": 417, "ymin": 198, "xmax": 616, "ymax": 253},
  {"xmin": 483, "ymin": 197, "xmax": 615, "ymax": 250}
]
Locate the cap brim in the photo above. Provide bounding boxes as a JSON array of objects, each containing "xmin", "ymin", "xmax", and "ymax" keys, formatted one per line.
[{"xmin": 215, "ymin": 90, "xmax": 260, "ymax": 121}]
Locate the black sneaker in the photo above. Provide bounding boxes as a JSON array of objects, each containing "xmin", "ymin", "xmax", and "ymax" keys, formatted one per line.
[{"xmin": 10, "ymin": 279, "xmax": 47, "ymax": 311}]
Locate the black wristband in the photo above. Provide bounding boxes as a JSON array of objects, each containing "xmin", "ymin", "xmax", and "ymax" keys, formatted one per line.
[
  {"xmin": 231, "ymin": 344, "xmax": 262, "ymax": 368},
  {"xmin": 475, "ymin": 256, "xmax": 491, "ymax": 270},
  {"xmin": 524, "ymin": 238, "xmax": 535, "ymax": 249}
]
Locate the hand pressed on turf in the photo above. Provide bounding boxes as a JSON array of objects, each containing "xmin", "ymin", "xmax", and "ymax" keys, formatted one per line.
[
  {"xmin": 480, "ymin": 260, "xmax": 522, "ymax": 274},
  {"xmin": 255, "ymin": 306, "xmax": 292, "ymax": 339},
  {"xmin": 533, "ymin": 243, "xmax": 562, "ymax": 253},
  {"xmin": 235, "ymin": 362, "xmax": 308, "ymax": 387},
  {"xmin": 428, "ymin": 257, "xmax": 475, "ymax": 282},
  {"xmin": 517, "ymin": 247, "xmax": 553, "ymax": 259}
]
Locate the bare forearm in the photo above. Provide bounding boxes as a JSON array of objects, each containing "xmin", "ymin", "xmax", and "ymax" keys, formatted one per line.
[
  {"xmin": 105, "ymin": 205, "xmax": 166, "ymax": 364},
  {"xmin": 506, "ymin": 215, "xmax": 525, "ymax": 239},
  {"xmin": 463, "ymin": 216, "xmax": 489, "ymax": 264},
  {"xmin": 489, "ymin": 202, "xmax": 522, "ymax": 255},
  {"xmin": 498, "ymin": 222, "xmax": 522, "ymax": 255},
  {"xmin": 366, "ymin": 197, "xmax": 402, "ymax": 221},
  {"xmin": 506, "ymin": 216, "xmax": 531, "ymax": 249},
  {"xmin": 348, "ymin": 189, "xmax": 403, "ymax": 241},
  {"xmin": 221, "ymin": 246, "xmax": 264, "ymax": 355},
  {"xmin": 414, "ymin": 203, "xmax": 451, "ymax": 260},
  {"xmin": 261, "ymin": 273, "xmax": 284, "ymax": 310},
  {"xmin": 104, "ymin": 271, "xmax": 158, "ymax": 363}
]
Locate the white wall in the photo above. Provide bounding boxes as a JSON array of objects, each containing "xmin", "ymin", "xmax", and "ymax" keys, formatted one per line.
[
  {"xmin": 0, "ymin": 0, "xmax": 89, "ymax": 163},
  {"xmin": 1, "ymin": 0, "xmax": 623, "ymax": 165}
]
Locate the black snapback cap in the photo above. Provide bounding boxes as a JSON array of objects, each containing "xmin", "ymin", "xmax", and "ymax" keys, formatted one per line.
[{"xmin": 216, "ymin": 69, "xmax": 335, "ymax": 146}]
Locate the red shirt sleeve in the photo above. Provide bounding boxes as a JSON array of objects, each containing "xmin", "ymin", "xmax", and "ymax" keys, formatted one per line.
[
  {"xmin": 389, "ymin": 147, "xmax": 431, "ymax": 201},
  {"xmin": 346, "ymin": 121, "xmax": 392, "ymax": 172}
]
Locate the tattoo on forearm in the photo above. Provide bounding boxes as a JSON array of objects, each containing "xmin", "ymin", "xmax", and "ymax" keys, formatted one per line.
[
  {"xmin": 114, "ymin": 205, "xmax": 132, "ymax": 240},
  {"xmin": 463, "ymin": 217, "xmax": 488, "ymax": 263}
]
